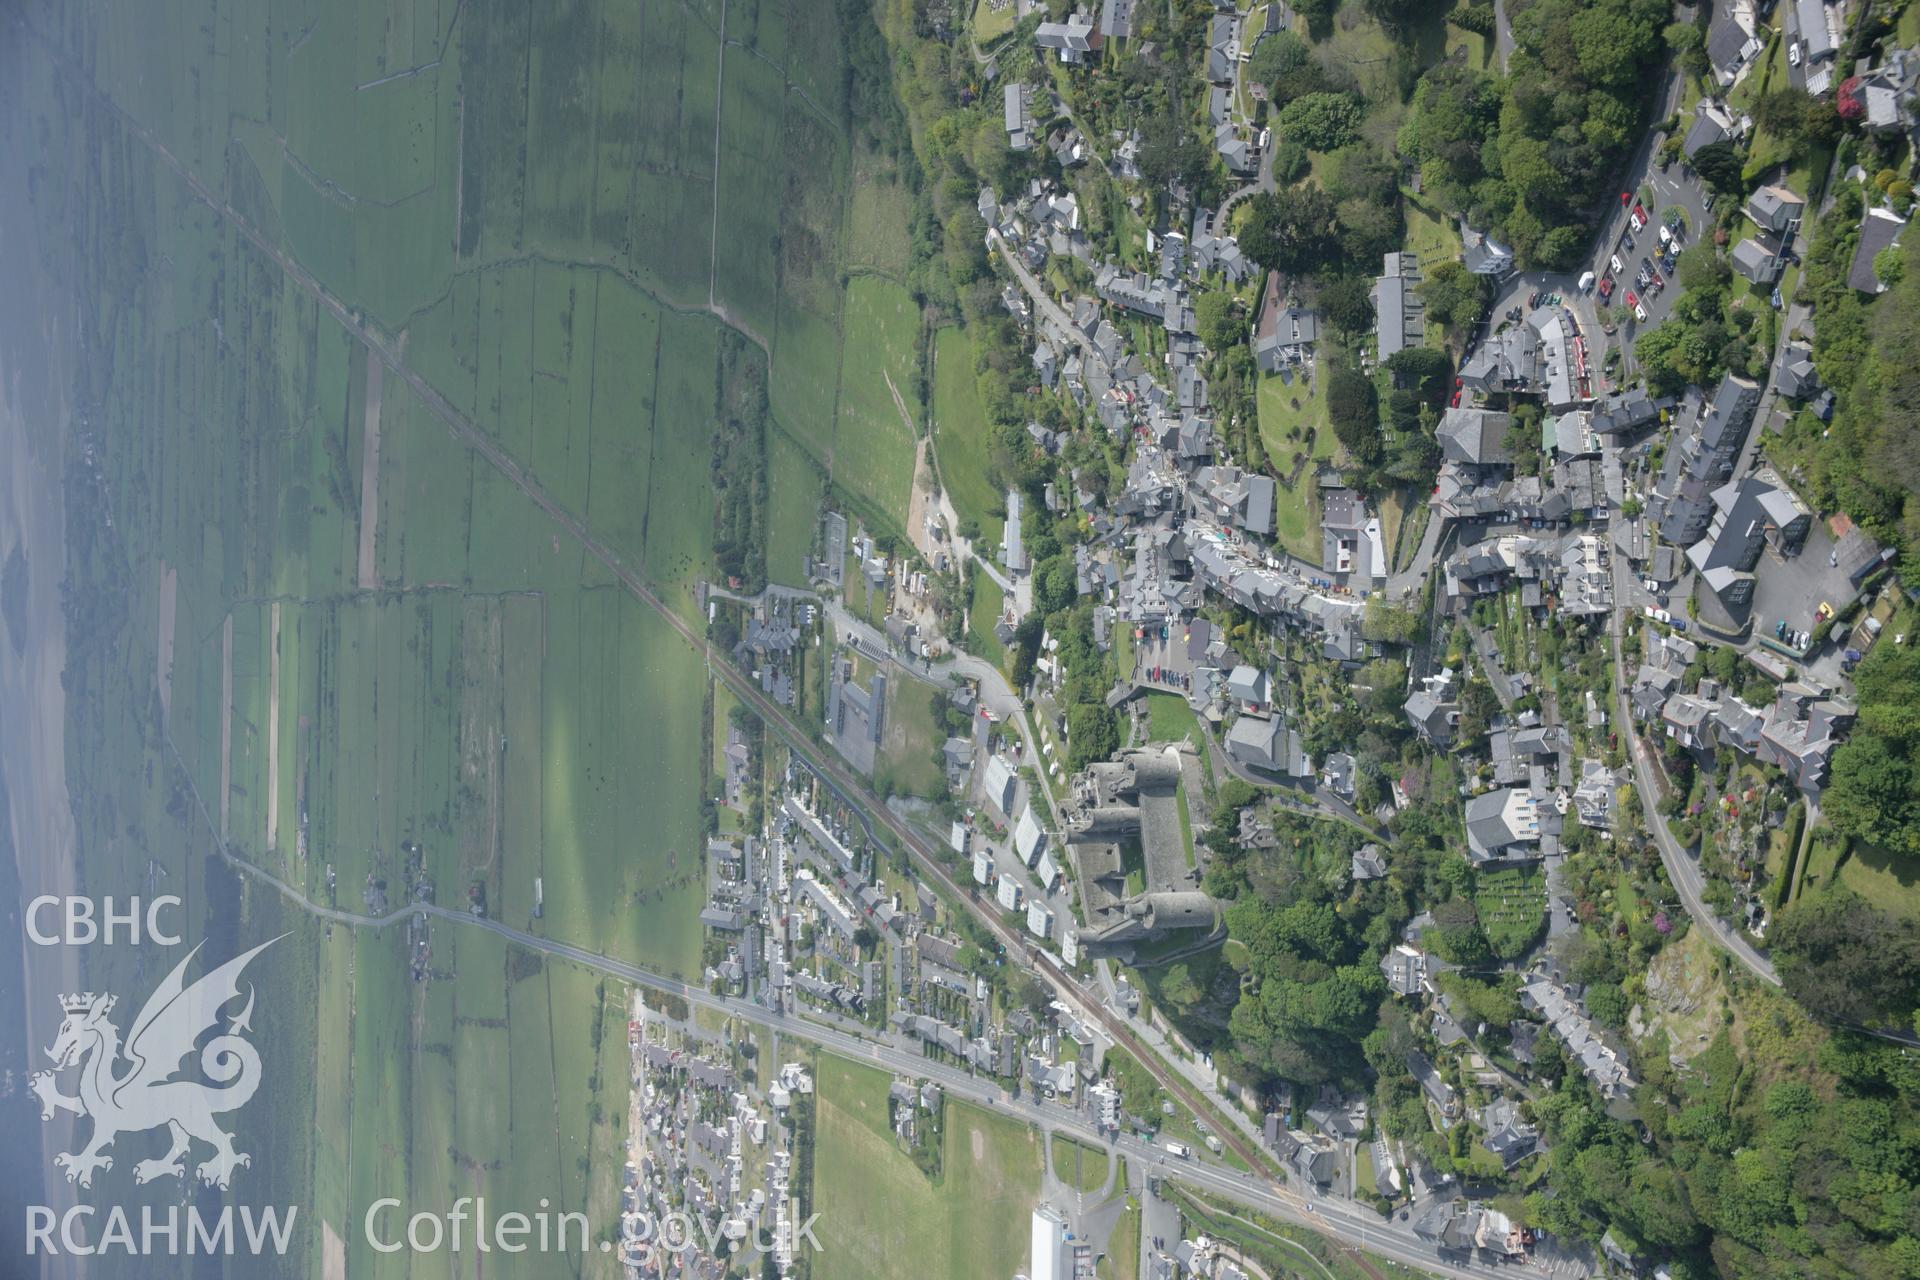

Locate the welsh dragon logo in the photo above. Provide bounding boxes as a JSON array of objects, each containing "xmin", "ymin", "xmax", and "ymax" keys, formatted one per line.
[{"xmin": 30, "ymin": 936, "xmax": 281, "ymax": 1190}]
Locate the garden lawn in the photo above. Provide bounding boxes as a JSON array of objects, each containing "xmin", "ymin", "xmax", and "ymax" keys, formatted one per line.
[{"xmin": 1256, "ymin": 368, "xmax": 1338, "ymax": 561}]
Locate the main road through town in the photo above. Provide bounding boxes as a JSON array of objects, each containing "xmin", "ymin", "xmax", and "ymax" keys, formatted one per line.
[{"xmin": 185, "ymin": 795, "xmax": 1548, "ymax": 1280}]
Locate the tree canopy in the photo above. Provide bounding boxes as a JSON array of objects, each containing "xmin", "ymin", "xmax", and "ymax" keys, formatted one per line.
[
  {"xmin": 1396, "ymin": 0, "xmax": 1669, "ymax": 265},
  {"xmin": 1770, "ymin": 887, "xmax": 1920, "ymax": 1028},
  {"xmin": 1824, "ymin": 631, "xmax": 1920, "ymax": 856}
]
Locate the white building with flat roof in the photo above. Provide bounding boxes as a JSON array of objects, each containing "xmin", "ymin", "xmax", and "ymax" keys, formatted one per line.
[{"xmin": 1028, "ymin": 1205, "xmax": 1072, "ymax": 1280}]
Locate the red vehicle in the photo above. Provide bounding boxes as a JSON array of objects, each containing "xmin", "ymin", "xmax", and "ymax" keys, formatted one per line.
[
  {"xmin": 1598, "ymin": 276, "xmax": 1615, "ymax": 299},
  {"xmin": 1449, "ymin": 391, "xmax": 1461, "ymax": 407},
  {"xmin": 1625, "ymin": 290, "xmax": 1639, "ymax": 309}
]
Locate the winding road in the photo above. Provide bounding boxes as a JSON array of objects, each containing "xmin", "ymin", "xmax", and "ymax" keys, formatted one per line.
[{"xmin": 1608, "ymin": 556, "xmax": 1781, "ymax": 985}]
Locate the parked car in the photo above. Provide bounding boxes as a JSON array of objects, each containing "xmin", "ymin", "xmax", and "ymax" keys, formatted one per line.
[
  {"xmin": 1789, "ymin": 40, "xmax": 1802, "ymax": 66},
  {"xmin": 1644, "ymin": 605, "xmax": 1671, "ymax": 624}
]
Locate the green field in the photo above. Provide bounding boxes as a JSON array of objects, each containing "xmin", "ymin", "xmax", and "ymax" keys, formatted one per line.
[
  {"xmin": 1256, "ymin": 368, "xmax": 1339, "ymax": 560},
  {"xmin": 848, "ymin": 143, "xmax": 918, "ymax": 281},
  {"xmin": 878, "ymin": 678, "xmax": 949, "ymax": 798},
  {"xmin": 973, "ymin": 0, "xmax": 1018, "ymax": 43},
  {"xmin": 10, "ymin": 0, "xmax": 876, "ymax": 1271},
  {"xmin": 969, "ymin": 571, "xmax": 1011, "ymax": 669},
  {"xmin": 813, "ymin": 1054, "xmax": 1046, "ymax": 1280},
  {"xmin": 833, "ymin": 275, "xmax": 923, "ymax": 530},
  {"xmin": 1836, "ymin": 839, "xmax": 1920, "ymax": 919},
  {"xmin": 932, "ymin": 326, "xmax": 1003, "ymax": 545},
  {"xmin": 768, "ymin": 424, "xmax": 830, "ymax": 587},
  {"xmin": 1145, "ymin": 692, "xmax": 1201, "ymax": 744},
  {"xmin": 1401, "ymin": 193, "xmax": 1462, "ymax": 267},
  {"xmin": 1051, "ymin": 1133, "xmax": 1113, "ymax": 1193}
]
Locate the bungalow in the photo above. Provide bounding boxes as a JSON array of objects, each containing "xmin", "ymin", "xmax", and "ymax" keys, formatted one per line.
[
  {"xmin": 1322, "ymin": 751, "xmax": 1358, "ymax": 803},
  {"xmin": 1351, "ymin": 842, "xmax": 1388, "ymax": 881}
]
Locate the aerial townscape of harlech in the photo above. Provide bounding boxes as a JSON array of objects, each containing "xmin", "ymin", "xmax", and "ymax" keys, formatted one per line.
[{"xmin": 2, "ymin": 0, "xmax": 1919, "ymax": 1277}]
